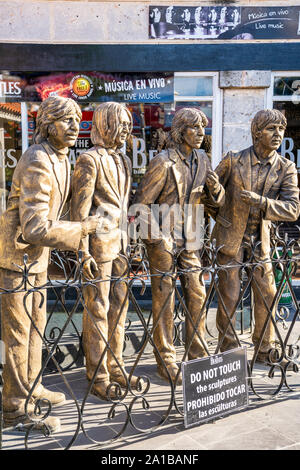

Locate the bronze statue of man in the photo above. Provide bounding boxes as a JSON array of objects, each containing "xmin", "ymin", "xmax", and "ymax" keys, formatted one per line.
[
  {"xmin": 133, "ymin": 107, "xmax": 224, "ymax": 384},
  {"xmin": 71, "ymin": 102, "xmax": 138, "ymax": 400},
  {"xmin": 0, "ymin": 96, "xmax": 100, "ymax": 430},
  {"xmin": 212, "ymin": 109, "xmax": 300, "ymax": 362}
]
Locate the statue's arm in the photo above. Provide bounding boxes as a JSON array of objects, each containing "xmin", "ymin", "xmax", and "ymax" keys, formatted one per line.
[
  {"xmin": 132, "ymin": 155, "xmax": 168, "ymax": 206},
  {"xmin": 131, "ymin": 155, "xmax": 168, "ymax": 241},
  {"xmin": 214, "ymin": 151, "xmax": 233, "ymax": 188},
  {"xmin": 19, "ymin": 156, "xmax": 82, "ymax": 250},
  {"xmin": 70, "ymin": 153, "xmax": 97, "ymax": 254},
  {"xmin": 201, "ymin": 152, "xmax": 232, "ymax": 217},
  {"xmin": 264, "ymin": 162, "xmax": 300, "ymax": 222}
]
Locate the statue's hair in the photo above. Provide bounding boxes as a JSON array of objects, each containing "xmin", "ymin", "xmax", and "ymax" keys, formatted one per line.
[
  {"xmin": 251, "ymin": 109, "xmax": 287, "ymax": 142},
  {"xmin": 90, "ymin": 102, "xmax": 133, "ymax": 148},
  {"xmin": 166, "ymin": 107, "xmax": 208, "ymax": 148},
  {"xmin": 33, "ymin": 96, "xmax": 82, "ymax": 144}
]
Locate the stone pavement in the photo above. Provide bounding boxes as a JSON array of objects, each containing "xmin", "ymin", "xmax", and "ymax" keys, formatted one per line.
[{"xmin": 2, "ymin": 338, "xmax": 300, "ymax": 452}]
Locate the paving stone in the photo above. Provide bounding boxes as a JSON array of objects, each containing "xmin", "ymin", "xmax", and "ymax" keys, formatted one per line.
[
  {"xmin": 174, "ymin": 409, "xmax": 261, "ymax": 449},
  {"xmin": 102, "ymin": 427, "xmax": 183, "ymax": 451},
  {"xmin": 206, "ymin": 427, "xmax": 296, "ymax": 450},
  {"xmin": 158, "ymin": 435, "xmax": 207, "ymax": 450},
  {"xmin": 244, "ymin": 394, "xmax": 300, "ymax": 443},
  {"xmin": 281, "ymin": 443, "xmax": 300, "ymax": 450},
  {"xmin": 3, "ymin": 429, "xmax": 63, "ymax": 451}
]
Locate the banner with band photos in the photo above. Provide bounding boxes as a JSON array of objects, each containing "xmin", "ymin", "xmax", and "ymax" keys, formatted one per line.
[{"xmin": 149, "ymin": 5, "xmax": 300, "ymax": 40}]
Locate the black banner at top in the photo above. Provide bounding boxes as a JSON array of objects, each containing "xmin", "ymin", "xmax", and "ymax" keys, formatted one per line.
[
  {"xmin": 149, "ymin": 5, "xmax": 300, "ymax": 40},
  {"xmin": 0, "ymin": 72, "xmax": 174, "ymax": 103}
]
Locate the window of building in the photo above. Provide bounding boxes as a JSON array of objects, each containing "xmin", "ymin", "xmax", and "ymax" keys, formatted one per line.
[
  {"xmin": 174, "ymin": 72, "xmax": 222, "ymax": 170},
  {"xmin": 267, "ymin": 72, "xmax": 300, "ymax": 174},
  {"xmin": 267, "ymin": 72, "xmax": 300, "ymax": 237}
]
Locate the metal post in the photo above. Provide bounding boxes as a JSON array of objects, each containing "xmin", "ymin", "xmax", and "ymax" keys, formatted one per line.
[{"xmin": 21, "ymin": 102, "xmax": 29, "ymax": 154}]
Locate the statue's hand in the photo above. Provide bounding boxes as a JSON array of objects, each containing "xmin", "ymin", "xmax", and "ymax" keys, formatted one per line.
[
  {"xmin": 206, "ymin": 170, "xmax": 221, "ymax": 194},
  {"xmin": 240, "ymin": 190, "xmax": 262, "ymax": 206},
  {"xmin": 82, "ymin": 254, "xmax": 99, "ymax": 280},
  {"xmin": 81, "ymin": 215, "xmax": 101, "ymax": 237}
]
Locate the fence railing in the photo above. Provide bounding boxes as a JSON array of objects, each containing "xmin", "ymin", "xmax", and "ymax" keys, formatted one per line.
[{"xmin": 0, "ymin": 227, "xmax": 300, "ymax": 450}]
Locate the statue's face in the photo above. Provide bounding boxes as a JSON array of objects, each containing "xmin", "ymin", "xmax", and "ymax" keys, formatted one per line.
[
  {"xmin": 48, "ymin": 111, "xmax": 80, "ymax": 150},
  {"xmin": 256, "ymin": 121, "xmax": 285, "ymax": 153},
  {"xmin": 182, "ymin": 118, "xmax": 205, "ymax": 149},
  {"xmin": 114, "ymin": 109, "xmax": 131, "ymax": 148}
]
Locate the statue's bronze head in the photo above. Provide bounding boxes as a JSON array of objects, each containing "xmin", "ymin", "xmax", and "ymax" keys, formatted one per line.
[
  {"xmin": 90, "ymin": 102, "xmax": 133, "ymax": 149},
  {"xmin": 33, "ymin": 96, "xmax": 82, "ymax": 145},
  {"xmin": 167, "ymin": 107, "xmax": 208, "ymax": 148},
  {"xmin": 251, "ymin": 109, "xmax": 287, "ymax": 145}
]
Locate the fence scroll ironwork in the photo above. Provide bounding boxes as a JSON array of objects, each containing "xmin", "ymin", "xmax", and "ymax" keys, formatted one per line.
[{"xmin": 0, "ymin": 225, "xmax": 300, "ymax": 450}]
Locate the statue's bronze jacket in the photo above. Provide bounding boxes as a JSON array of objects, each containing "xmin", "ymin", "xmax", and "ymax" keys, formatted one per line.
[
  {"xmin": 0, "ymin": 141, "xmax": 83, "ymax": 273},
  {"xmin": 70, "ymin": 146, "xmax": 132, "ymax": 263},
  {"xmin": 133, "ymin": 148, "xmax": 225, "ymax": 245},
  {"xmin": 212, "ymin": 146, "xmax": 300, "ymax": 258}
]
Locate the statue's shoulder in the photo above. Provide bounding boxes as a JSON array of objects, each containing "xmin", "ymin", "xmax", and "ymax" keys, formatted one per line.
[
  {"xmin": 227, "ymin": 147, "xmax": 251, "ymax": 164},
  {"xmin": 75, "ymin": 146, "xmax": 102, "ymax": 166},
  {"xmin": 196, "ymin": 148, "xmax": 210, "ymax": 164},
  {"xmin": 20, "ymin": 143, "xmax": 52, "ymax": 166},
  {"xmin": 148, "ymin": 149, "xmax": 171, "ymax": 167},
  {"xmin": 161, "ymin": 148, "xmax": 184, "ymax": 166},
  {"xmin": 276, "ymin": 152, "xmax": 297, "ymax": 172},
  {"xmin": 123, "ymin": 153, "xmax": 132, "ymax": 169},
  {"xmin": 80, "ymin": 146, "xmax": 103, "ymax": 158}
]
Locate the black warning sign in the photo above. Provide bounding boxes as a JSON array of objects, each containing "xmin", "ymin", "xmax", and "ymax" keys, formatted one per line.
[{"xmin": 182, "ymin": 347, "xmax": 249, "ymax": 428}]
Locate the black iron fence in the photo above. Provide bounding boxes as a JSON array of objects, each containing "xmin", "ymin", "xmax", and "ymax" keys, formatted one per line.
[{"xmin": 0, "ymin": 226, "xmax": 300, "ymax": 450}]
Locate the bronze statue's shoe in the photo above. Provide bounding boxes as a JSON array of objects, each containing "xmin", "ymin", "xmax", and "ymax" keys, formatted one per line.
[
  {"xmin": 32, "ymin": 385, "xmax": 66, "ymax": 407},
  {"xmin": 90, "ymin": 380, "xmax": 113, "ymax": 401},
  {"xmin": 254, "ymin": 351, "xmax": 270, "ymax": 364},
  {"xmin": 254, "ymin": 342, "xmax": 283, "ymax": 364},
  {"xmin": 110, "ymin": 371, "xmax": 144, "ymax": 390},
  {"xmin": 3, "ymin": 405, "xmax": 61, "ymax": 433},
  {"xmin": 188, "ymin": 352, "xmax": 209, "ymax": 361},
  {"xmin": 255, "ymin": 349, "xmax": 281, "ymax": 365},
  {"xmin": 157, "ymin": 363, "xmax": 182, "ymax": 385},
  {"xmin": 255, "ymin": 352, "xmax": 298, "ymax": 371}
]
